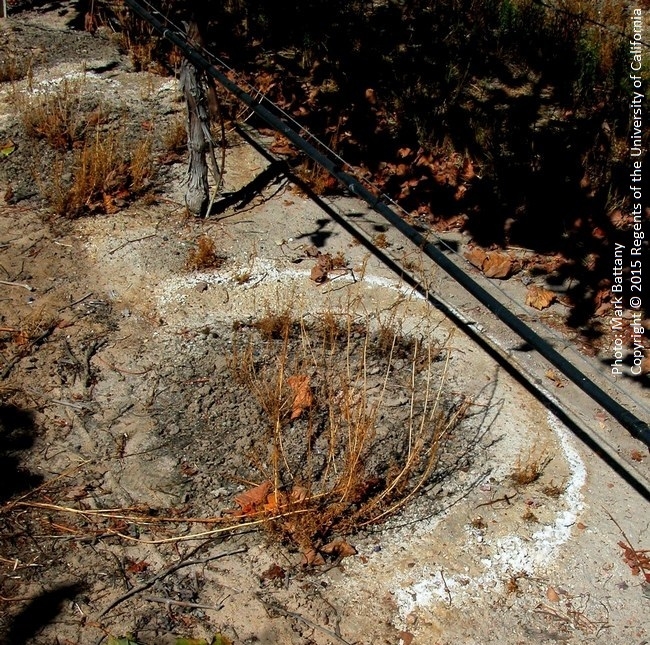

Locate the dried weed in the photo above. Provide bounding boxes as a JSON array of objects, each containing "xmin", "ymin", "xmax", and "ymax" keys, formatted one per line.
[
  {"xmin": 229, "ymin": 308, "xmax": 465, "ymax": 557},
  {"xmin": 185, "ymin": 235, "xmax": 225, "ymax": 271},
  {"xmin": 511, "ymin": 451, "xmax": 551, "ymax": 486}
]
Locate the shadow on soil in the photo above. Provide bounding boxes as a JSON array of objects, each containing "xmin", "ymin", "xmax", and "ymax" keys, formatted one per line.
[
  {"xmin": 0, "ymin": 403, "xmax": 43, "ymax": 504},
  {"xmin": 1, "ymin": 582, "xmax": 84, "ymax": 645}
]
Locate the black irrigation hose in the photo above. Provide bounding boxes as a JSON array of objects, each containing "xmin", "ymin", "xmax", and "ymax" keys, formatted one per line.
[{"xmin": 124, "ymin": 0, "xmax": 650, "ymax": 448}]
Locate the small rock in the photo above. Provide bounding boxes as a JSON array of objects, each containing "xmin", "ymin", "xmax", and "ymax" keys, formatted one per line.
[{"xmin": 195, "ymin": 281, "xmax": 208, "ymax": 292}]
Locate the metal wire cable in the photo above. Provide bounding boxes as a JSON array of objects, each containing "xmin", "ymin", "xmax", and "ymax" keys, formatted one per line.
[
  {"xmin": 126, "ymin": 0, "xmax": 650, "ymax": 423},
  {"xmin": 132, "ymin": 0, "xmax": 649, "ymax": 417}
]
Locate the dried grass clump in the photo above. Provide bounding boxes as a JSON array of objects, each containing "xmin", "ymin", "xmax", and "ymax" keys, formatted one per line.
[
  {"xmin": 20, "ymin": 80, "xmax": 86, "ymax": 151},
  {"xmin": 252, "ymin": 310, "xmax": 295, "ymax": 341},
  {"xmin": 43, "ymin": 132, "xmax": 154, "ymax": 218},
  {"xmin": 0, "ymin": 51, "xmax": 31, "ymax": 84},
  {"xmin": 229, "ymin": 309, "xmax": 467, "ymax": 557},
  {"xmin": 185, "ymin": 235, "xmax": 225, "ymax": 271},
  {"xmin": 511, "ymin": 451, "xmax": 551, "ymax": 486}
]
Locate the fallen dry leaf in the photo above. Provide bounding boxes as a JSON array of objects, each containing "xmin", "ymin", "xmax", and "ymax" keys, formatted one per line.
[
  {"xmin": 287, "ymin": 374, "xmax": 313, "ymax": 419},
  {"xmin": 310, "ymin": 263, "xmax": 328, "ymax": 283},
  {"xmin": 546, "ymin": 586, "xmax": 560, "ymax": 603},
  {"xmin": 290, "ymin": 484, "xmax": 309, "ymax": 503},
  {"xmin": 234, "ymin": 481, "xmax": 273, "ymax": 514},
  {"xmin": 301, "ymin": 548, "xmax": 325, "ymax": 567},
  {"xmin": 618, "ymin": 540, "xmax": 650, "ymax": 580},
  {"xmin": 125, "ymin": 559, "xmax": 149, "ymax": 574},
  {"xmin": 545, "ymin": 370, "xmax": 565, "ymax": 388},
  {"xmin": 461, "ymin": 157, "xmax": 476, "ymax": 181},
  {"xmin": 482, "ymin": 252, "xmax": 513, "ymax": 279},
  {"xmin": 321, "ymin": 537, "xmax": 357, "ymax": 559},
  {"xmin": 526, "ymin": 285, "xmax": 556, "ymax": 310},
  {"xmin": 465, "ymin": 247, "xmax": 488, "ymax": 270},
  {"xmin": 263, "ymin": 491, "xmax": 283, "ymax": 513},
  {"xmin": 261, "ymin": 564, "xmax": 286, "ymax": 581}
]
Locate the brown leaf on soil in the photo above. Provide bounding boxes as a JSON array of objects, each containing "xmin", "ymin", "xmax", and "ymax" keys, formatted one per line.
[
  {"xmin": 545, "ymin": 370, "xmax": 565, "ymax": 388},
  {"xmin": 526, "ymin": 285, "xmax": 556, "ymax": 310},
  {"xmin": 461, "ymin": 157, "xmax": 476, "ymax": 181},
  {"xmin": 261, "ymin": 563, "xmax": 286, "ymax": 581},
  {"xmin": 618, "ymin": 540, "xmax": 650, "ymax": 580},
  {"xmin": 263, "ymin": 484, "xmax": 309, "ymax": 513},
  {"xmin": 546, "ymin": 586, "xmax": 560, "ymax": 603},
  {"xmin": 125, "ymin": 559, "xmax": 149, "ymax": 574},
  {"xmin": 290, "ymin": 485, "xmax": 309, "ymax": 503},
  {"xmin": 465, "ymin": 247, "xmax": 488, "ymax": 270},
  {"xmin": 482, "ymin": 252, "xmax": 513, "ymax": 279},
  {"xmin": 301, "ymin": 548, "xmax": 326, "ymax": 567},
  {"xmin": 310, "ymin": 252, "xmax": 333, "ymax": 283},
  {"xmin": 287, "ymin": 374, "xmax": 313, "ymax": 419},
  {"xmin": 610, "ymin": 209, "xmax": 629, "ymax": 229},
  {"xmin": 453, "ymin": 184, "xmax": 468, "ymax": 200},
  {"xmin": 234, "ymin": 481, "xmax": 273, "ymax": 514},
  {"xmin": 310, "ymin": 262, "xmax": 328, "ymax": 283},
  {"xmin": 270, "ymin": 134, "xmax": 296, "ymax": 156},
  {"xmin": 320, "ymin": 537, "xmax": 357, "ymax": 559},
  {"xmin": 180, "ymin": 461, "xmax": 199, "ymax": 476}
]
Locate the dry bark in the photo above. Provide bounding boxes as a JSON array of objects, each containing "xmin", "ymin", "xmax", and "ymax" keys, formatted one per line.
[{"xmin": 180, "ymin": 57, "xmax": 210, "ymax": 216}]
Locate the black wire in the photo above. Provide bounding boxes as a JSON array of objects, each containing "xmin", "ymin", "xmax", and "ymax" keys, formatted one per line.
[{"xmin": 122, "ymin": 0, "xmax": 650, "ymax": 450}]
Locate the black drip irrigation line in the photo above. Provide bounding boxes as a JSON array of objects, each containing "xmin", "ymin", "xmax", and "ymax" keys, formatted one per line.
[
  {"xmin": 237, "ymin": 124, "xmax": 650, "ymax": 503},
  {"xmin": 123, "ymin": 0, "xmax": 650, "ymax": 449}
]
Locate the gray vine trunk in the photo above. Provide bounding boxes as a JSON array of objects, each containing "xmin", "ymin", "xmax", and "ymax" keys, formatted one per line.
[{"xmin": 180, "ymin": 59, "xmax": 209, "ymax": 216}]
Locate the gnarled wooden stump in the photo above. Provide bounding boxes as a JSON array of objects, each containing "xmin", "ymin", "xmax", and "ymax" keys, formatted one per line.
[{"xmin": 180, "ymin": 58, "xmax": 210, "ymax": 216}]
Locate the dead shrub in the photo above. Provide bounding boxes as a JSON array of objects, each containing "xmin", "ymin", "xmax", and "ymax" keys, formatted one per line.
[
  {"xmin": 41, "ymin": 131, "xmax": 154, "ymax": 218},
  {"xmin": 185, "ymin": 235, "xmax": 225, "ymax": 271},
  {"xmin": 229, "ymin": 309, "xmax": 467, "ymax": 558},
  {"xmin": 20, "ymin": 80, "xmax": 86, "ymax": 151},
  {"xmin": 511, "ymin": 451, "xmax": 551, "ymax": 486}
]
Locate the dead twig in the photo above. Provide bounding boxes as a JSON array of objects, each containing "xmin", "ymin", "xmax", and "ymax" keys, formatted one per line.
[
  {"xmin": 108, "ymin": 234, "xmax": 157, "ymax": 255},
  {"xmin": 440, "ymin": 568, "xmax": 452, "ymax": 606},
  {"xmin": 0, "ymin": 279, "xmax": 33, "ymax": 291},
  {"xmin": 257, "ymin": 595, "xmax": 353, "ymax": 645},
  {"xmin": 142, "ymin": 595, "xmax": 223, "ymax": 611},
  {"xmin": 59, "ymin": 292, "xmax": 93, "ymax": 311},
  {"xmin": 475, "ymin": 492, "xmax": 517, "ymax": 509},
  {"xmin": 97, "ymin": 545, "xmax": 246, "ymax": 618}
]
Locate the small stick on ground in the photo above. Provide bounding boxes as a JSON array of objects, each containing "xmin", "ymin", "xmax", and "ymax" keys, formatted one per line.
[
  {"xmin": 142, "ymin": 595, "xmax": 224, "ymax": 611},
  {"xmin": 59, "ymin": 292, "xmax": 93, "ymax": 311},
  {"xmin": 97, "ymin": 545, "xmax": 246, "ymax": 618},
  {"xmin": 0, "ymin": 279, "xmax": 33, "ymax": 291},
  {"xmin": 257, "ymin": 595, "xmax": 353, "ymax": 645},
  {"xmin": 108, "ymin": 234, "xmax": 157, "ymax": 255},
  {"xmin": 441, "ymin": 568, "xmax": 452, "ymax": 606}
]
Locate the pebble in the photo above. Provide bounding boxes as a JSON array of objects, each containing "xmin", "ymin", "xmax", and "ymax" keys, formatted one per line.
[{"xmin": 195, "ymin": 281, "xmax": 208, "ymax": 292}]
